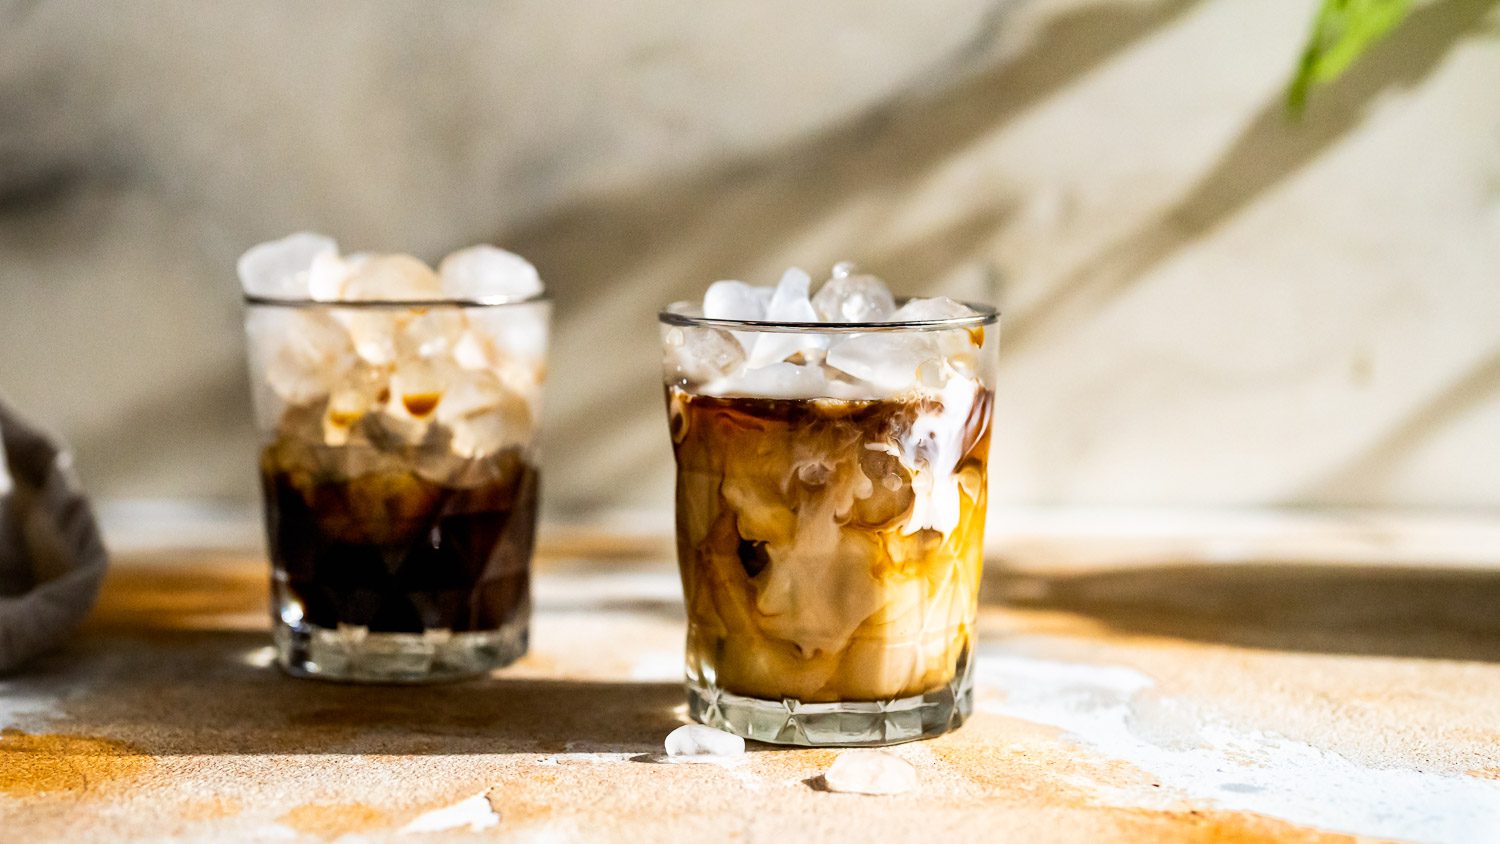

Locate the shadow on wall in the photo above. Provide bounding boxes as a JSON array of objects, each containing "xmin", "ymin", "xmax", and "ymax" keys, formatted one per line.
[
  {"xmin": 501, "ymin": 0, "xmax": 1493, "ymax": 509},
  {"xmin": 6, "ymin": 0, "xmax": 1492, "ymax": 510},
  {"xmin": 504, "ymin": 0, "xmax": 1211, "ymax": 507},
  {"xmin": 987, "ymin": 560, "xmax": 1500, "ymax": 662}
]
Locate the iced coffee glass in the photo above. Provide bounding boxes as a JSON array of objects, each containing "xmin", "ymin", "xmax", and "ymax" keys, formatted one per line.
[
  {"xmin": 660, "ymin": 265, "xmax": 998, "ymax": 745},
  {"xmin": 239, "ymin": 233, "xmax": 548, "ymax": 682}
]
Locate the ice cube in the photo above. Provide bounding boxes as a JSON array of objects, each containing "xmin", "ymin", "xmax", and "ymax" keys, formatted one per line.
[
  {"xmin": 342, "ymin": 254, "xmax": 443, "ymax": 301},
  {"xmin": 746, "ymin": 268, "xmax": 824, "ymax": 367},
  {"xmin": 435, "ymin": 369, "xmax": 533, "ymax": 459},
  {"xmin": 822, "ymin": 750, "xmax": 916, "ymax": 795},
  {"xmin": 890, "ymin": 296, "xmax": 976, "ymax": 322},
  {"xmin": 893, "ymin": 296, "xmax": 986, "ymax": 370},
  {"xmin": 452, "ymin": 330, "xmax": 493, "ymax": 371},
  {"xmin": 702, "ymin": 280, "xmax": 772, "ymax": 322},
  {"xmin": 666, "ymin": 326, "xmax": 746, "ymax": 383},
  {"xmin": 763, "ymin": 267, "xmax": 818, "ymax": 323},
  {"xmin": 825, "ymin": 332, "xmax": 935, "ymax": 394},
  {"xmin": 470, "ymin": 306, "xmax": 549, "ymax": 366},
  {"xmin": 237, "ymin": 232, "xmax": 338, "ymax": 298},
  {"xmin": 341, "ymin": 310, "xmax": 401, "ymax": 366},
  {"xmin": 663, "ymin": 724, "xmax": 745, "ymax": 762},
  {"xmin": 439, "ymin": 245, "xmax": 542, "ymax": 300},
  {"xmin": 307, "ymin": 251, "xmax": 351, "ymax": 301},
  {"xmin": 391, "ymin": 358, "xmax": 448, "ymax": 420},
  {"xmin": 322, "ymin": 363, "xmax": 388, "ymax": 446},
  {"xmin": 706, "ymin": 362, "xmax": 829, "ymax": 398},
  {"xmin": 703, "ymin": 280, "xmax": 773, "ymax": 353},
  {"xmin": 260, "ymin": 310, "xmax": 354, "ymax": 404},
  {"xmin": 396, "ymin": 308, "xmax": 467, "ymax": 360},
  {"xmin": 813, "ymin": 270, "xmax": 896, "ymax": 323}
]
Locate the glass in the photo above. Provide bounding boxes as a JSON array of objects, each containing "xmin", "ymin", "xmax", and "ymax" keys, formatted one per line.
[
  {"xmin": 658, "ymin": 301, "xmax": 999, "ymax": 745},
  {"xmin": 243, "ymin": 291, "xmax": 549, "ymax": 682}
]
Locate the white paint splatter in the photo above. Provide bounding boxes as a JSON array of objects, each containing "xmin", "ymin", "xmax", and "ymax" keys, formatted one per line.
[
  {"xmin": 400, "ymin": 793, "xmax": 500, "ymax": 834},
  {"xmin": 975, "ymin": 650, "xmax": 1500, "ymax": 844}
]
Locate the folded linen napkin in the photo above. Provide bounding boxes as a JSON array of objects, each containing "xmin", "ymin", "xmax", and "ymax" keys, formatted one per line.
[{"xmin": 0, "ymin": 398, "xmax": 107, "ymax": 673}]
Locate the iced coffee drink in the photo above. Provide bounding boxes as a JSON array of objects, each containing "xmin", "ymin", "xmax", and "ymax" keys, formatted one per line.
[
  {"xmin": 660, "ymin": 264, "xmax": 997, "ymax": 745},
  {"xmin": 240, "ymin": 233, "xmax": 548, "ymax": 682}
]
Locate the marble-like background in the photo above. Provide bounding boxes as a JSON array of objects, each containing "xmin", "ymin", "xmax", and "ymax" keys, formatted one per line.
[{"xmin": 1, "ymin": 0, "xmax": 1497, "ymax": 516}]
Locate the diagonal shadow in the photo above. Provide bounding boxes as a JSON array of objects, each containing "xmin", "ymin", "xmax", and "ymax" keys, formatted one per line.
[
  {"xmin": 503, "ymin": 0, "xmax": 1205, "ymax": 317},
  {"xmin": 999, "ymin": 0, "xmax": 1496, "ymax": 354},
  {"xmin": 5, "ymin": 565, "xmax": 685, "ymax": 756},
  {"xmin": 503, "ymin": 0, "xmax": 1203, "ymax": 508},
  {"xmin": 987, "ymin": 561, "xmax": 1500, "ymax": 662},
  {"xmin": 1297, "ymin": 348, "xmax": 1500, "ymax": 501},
  {"xmin": 36, "ymin": 0, "xmax": 1205, "ymax": 511}
]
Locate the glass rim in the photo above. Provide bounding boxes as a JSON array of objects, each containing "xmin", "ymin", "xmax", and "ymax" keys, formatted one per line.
[
  {"xmin": 243, "ymin": 291, "xmax": 550, "ymax": 309},
  {"xmin": 658, "ymin": 299, "xmax": 998, "ymax": 333}
]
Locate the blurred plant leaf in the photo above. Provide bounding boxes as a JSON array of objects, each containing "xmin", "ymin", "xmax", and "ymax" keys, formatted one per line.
[{"xmin": 1286, "ymin": 0, "xmax": 1414, "ymax": 116}]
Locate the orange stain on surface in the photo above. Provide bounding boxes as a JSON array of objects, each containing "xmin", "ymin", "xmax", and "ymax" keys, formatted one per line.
[
  {"xmin": 279, "ymin": 803, "xmax": 393, "ymax": 839},
  {"xmin": 178, "ymin": 797, "xmax": 243, "ymax": 821},
  {"xmin": 0, "ymin": 729, "xmax": 153, "ymax": 796}
]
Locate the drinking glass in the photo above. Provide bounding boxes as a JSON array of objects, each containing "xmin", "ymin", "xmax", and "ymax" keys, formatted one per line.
[
  {"xmin": 659, "ymin": 301, "xmax": 998, "ymax": 744},
  {"xmin": 244, "ymin": 289, "xmax": 549, "ymax": 682}
]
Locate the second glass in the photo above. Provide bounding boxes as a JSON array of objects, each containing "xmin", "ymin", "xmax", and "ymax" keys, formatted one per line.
[
  {"xmin": 660, "ymin": 299, "xmax": 999, "ymax": 745},
  {"xmin": 243, "ymin": 247, "xmax": 549, "ymax": 683}
]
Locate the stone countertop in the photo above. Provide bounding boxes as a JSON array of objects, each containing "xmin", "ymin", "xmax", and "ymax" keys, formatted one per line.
[{"xmin": 3, "ymin": 515, "xmax": 1500, "ymax": 843}]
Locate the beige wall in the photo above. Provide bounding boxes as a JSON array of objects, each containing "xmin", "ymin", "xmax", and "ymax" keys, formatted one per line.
[{"xmin": 1, "ymin": 0, "xmax": 1497, "ymax": 516}]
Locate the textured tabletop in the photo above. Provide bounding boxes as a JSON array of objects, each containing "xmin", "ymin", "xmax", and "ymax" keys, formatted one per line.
[{"xmin": 3, "ymin": 516, "xmax": 1499, "ymax": 843}]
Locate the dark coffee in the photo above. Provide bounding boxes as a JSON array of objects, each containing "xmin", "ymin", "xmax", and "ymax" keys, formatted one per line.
[{"xmin": 261, "ymin": 444, "xmax": 537, "ymax": 635}]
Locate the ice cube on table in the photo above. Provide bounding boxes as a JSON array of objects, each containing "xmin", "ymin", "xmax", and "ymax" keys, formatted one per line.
[
  {"xmin": 341, "ymin": 254, "xmax": 443, "ymax": 301},
  {"xmin": 812, "ymin": 271, "xmax": 896, "ymax": 323},
  {"xmin": 663, "ymin": 724, "xmax": 745, "ymax": 762},
  {"xmin": 237, "ymin": 232, "xmax": 338, "ymax": 298},
  {"xmin": 746, "ymin": 268, "xmax": 825, "ymax": 367},
  {"xmin": 822, "ymin": 750, "xmax": 917, "ymax": 795},
  {"xmin": 439, "ymin": 245, "xmax": 542, "ymax": 300}
]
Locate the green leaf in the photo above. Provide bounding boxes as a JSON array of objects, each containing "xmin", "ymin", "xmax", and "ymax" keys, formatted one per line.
[{"xmin": 1286, "ymin": 0, "xmax": 1414, "ymax": 116}]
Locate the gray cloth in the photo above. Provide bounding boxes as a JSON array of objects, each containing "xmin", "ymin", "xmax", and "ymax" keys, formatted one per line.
[{"xmin": 0, "ymin": 398, "xmax": 107, "ymax": 673}]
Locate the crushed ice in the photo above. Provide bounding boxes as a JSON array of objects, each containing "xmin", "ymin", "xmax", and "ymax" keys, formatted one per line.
[
  {"xmin": 666, "ymin": 262, "xmax": 992, "ymax": 534},
  {"xmin": 238, "ymin": 233, "xmax": 547, "ymax": 476}
]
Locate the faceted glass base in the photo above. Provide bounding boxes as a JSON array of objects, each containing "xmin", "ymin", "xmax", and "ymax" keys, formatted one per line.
[
  {"xmin": 687, "ymin": 656, "xmax": 973, "ymax": 747},
  {"xmin": 273, "ymin": 619, "xmax": 527, "ymax": 683}
]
